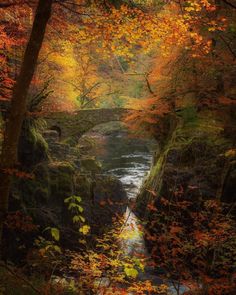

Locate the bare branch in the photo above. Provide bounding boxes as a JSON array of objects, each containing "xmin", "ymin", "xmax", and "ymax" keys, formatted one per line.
[
  {"xmin": 57, "ymin": 79, "xmax": 82, "ymax": 91},
  {"xmin": 219, "ymin": 34, "xmax": 236, "ymax": 60},
  {"xmin": 144, "ymin": 73, "xmax": 155, "ymax": 95},
  {"xmin": 55, "ymin": 0, "xmax": 97, "ymax": 17},
  {"xmin": 0, "ymin": 1, "xmax": 34, "ymax": 8}
]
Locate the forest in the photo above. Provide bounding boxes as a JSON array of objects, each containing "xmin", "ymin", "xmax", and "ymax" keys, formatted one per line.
[{"xmin": 0, "ymin": 0, "xmax": 236, "ymax": 294}]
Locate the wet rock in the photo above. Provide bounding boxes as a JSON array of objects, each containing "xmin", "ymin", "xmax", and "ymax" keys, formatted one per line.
[
  {"xmin": 43, "ymin": 130, "xmax": 59, "ymax": 143},
  {"xmin": 80, "ymin": 156, "xmax": 102, "ymax": 173}
]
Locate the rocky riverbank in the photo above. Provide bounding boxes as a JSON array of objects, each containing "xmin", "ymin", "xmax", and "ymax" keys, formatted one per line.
[{"xmin": 3, "ymin": 122, "xmax": 128, "ymax": 261}]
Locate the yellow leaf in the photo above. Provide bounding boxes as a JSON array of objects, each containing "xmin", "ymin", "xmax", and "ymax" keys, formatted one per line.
[
  {"xmin": 124, "ymin": 266, "xmax": 138, "ymax": 278},
  {"xmin": 79, "ymin": 225, "xmax": 90, "ymax": 235},
  {"xmin": 225, "ymin": 149, "xmax": 236, "ymax": 158}
]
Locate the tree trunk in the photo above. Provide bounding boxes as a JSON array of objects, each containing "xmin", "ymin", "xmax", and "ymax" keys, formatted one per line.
[{"xmin": 0, "ymin": 0, "xmax": 53, "ymax": 254}]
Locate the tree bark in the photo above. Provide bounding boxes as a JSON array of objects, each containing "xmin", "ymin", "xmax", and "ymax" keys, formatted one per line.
[{"xmin": 0, "ymin": 0, "xmax": 53, "ymax": 254}]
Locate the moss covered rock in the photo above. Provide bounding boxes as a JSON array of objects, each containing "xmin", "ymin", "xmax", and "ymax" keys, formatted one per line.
[
  {"xmin": 136, "ymin": 105, "xmax": 236, "ymax": 217},
  {"xmin": 80, "ymin": 156, "xmax": 102, "ymax": 173},
  {"xmin": 18, "ymin": 119, "xmax": 49, "ymax": 168}
]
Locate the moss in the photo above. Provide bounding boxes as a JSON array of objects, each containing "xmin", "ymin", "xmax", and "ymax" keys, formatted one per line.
[
  {"xmin": 135, "ymin": 166, "xmax": 159, "ymax": 216},
  {"xmin": 49, "ymin": 161, "xmax": 74, "ymax": 171},
  {"xmin": 136, "ymin": 138, "xmax": 172, "ymax": 218},
  {"xmin": 28, "ymin": 125, "xmax": 49, "ymax": 160},
  {"xmin": 75, "ymin": 174, "xmax": 93, "ymax": 196},
  {"xmin": 176, "ymin": 106, "xmax": 198, "ymax": 128},
  {"xmin": 62, "ymin": 136, "xmax": 78, "ymax": 146},
  {"xmin": 80, "ymin": 156, "xmax": 102, "ymax": 173},
  {"xmin": 137, "ymin": 104, "xmax": 236, "ymax": 219},
  {"xmin": 76, "ymin": 136, "xmax": 97, "ymax": 155},
  {"xmin": 48, "ymin": 161, "xmax": 75, "ymax": 204},
  {"xmin": 18, "ymin": 119, "xmax": 49, "ymax": 167}
]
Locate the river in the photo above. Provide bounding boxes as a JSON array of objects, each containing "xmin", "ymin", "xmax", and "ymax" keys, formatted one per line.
[{"xmin": 85, "ymin": 129, "xmax": 187, "ymax": 294}]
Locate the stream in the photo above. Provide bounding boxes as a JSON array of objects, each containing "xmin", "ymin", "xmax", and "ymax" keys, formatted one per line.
[
  {"xmin": 94, "ymin": 132, "xmax": 154, "ymax": 257},
  {"xmin": 85, "ymin": 130, "xmax": 186, "ymax": 294}
]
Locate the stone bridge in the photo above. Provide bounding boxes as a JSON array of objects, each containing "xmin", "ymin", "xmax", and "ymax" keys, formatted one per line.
[
  {"xmin": 0, "ymin": 100, "xmax": 133, "ymax": 140},
  {"xmin": 43, "ymin": 108, "xmax": 131, "ymax": 140}
]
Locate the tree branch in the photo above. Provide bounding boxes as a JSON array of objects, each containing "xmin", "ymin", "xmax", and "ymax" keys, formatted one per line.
[
  {"xmin": 219, "ymin": 34, "xmax": 236, "ymax": 60},
  {"xmin": 0, "ymin": 1, "xmax": 32, "ymax": 8},
  {"xmin": 57, "ymin": 78, "xmax": 82, "ymax": 92},
  {"xmin": 55, "ymin": 1, "xmax": 97, "ymax": 17},
  {"xmin": 144, "ymin": 73, "xmax": 155, "ymax": 95}
]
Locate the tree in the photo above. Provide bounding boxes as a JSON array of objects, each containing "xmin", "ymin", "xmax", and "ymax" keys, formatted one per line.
[{"xmin": 0, "ymin": 0, "xmax": 53, "ymax": 254}]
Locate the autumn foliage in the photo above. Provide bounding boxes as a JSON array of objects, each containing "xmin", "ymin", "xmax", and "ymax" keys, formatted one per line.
[
  {"xmin": 144, "ymin": 189, "xmax": 236, "ymax": 294},
  {"xmin": 0, "ymin": 0, "xmax": 236, "ymax": 294}
]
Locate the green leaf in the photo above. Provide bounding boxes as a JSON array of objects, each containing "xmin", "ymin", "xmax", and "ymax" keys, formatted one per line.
[
  {"xmin": 68, "ymin": 203, "xmax": 77, "ymax": 210},
  {"xmin": 78, "ymin": 205, "xmax": 84, "ymax": 213},
  {"xmin": 45, "ymin": 245, "xmax": 52, "ymax": 251},
  {"xmin": 51, "ymin": 228, "xmax": 60, "ymax": 241},
  {"xmin": 64, "ymin": 196, "xmax": 72, "ymax": 203},
  {"xmin": 53, "ymin": 245, "xmax": 62, "ymax": 253},
  {"xmin": 75, "ymin": 196, "xmax": 82, "ymax": 202},
  {"xmin": 72, "ymin": 216, "xmax": 80, "ymax": 223},
  {"xmin": 79, "ymin": 216, "xmax": 85, "ymax": 223}
]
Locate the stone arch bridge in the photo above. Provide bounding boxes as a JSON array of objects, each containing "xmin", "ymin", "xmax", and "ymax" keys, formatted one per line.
[
  {"xmin": 43, "ymin": 108, "xmax": 131, "ymax": 140},
  {"xmin": 0, "ymin": 101, "xmax": 133, "ymax": 140}
]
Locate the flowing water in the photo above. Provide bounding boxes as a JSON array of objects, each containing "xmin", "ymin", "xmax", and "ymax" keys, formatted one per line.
[
  {"xmin": 86, "ymin": 130, "xmax": 187, "ymax": 294},
  {"xmin": 95, "ymin": 133, "xmax": 154, "ymax": 257}
]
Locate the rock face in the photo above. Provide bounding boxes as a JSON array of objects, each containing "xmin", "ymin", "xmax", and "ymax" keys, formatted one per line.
[
  {"xmin": 130, "ymin": 105, "xmax": 236, "ymax": 294},
  {"xmin": 136, "ymin": 105, "xmax": 236, "ymax": 218}
]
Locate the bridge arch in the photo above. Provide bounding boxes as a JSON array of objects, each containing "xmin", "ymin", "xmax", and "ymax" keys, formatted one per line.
[
  {"xmin": 49, "ymin": 125, "xmax": 62, "ymax": 139},
  {"xmin": 43, "ymin": 108, "xmax": 131, "ymax": 140}
]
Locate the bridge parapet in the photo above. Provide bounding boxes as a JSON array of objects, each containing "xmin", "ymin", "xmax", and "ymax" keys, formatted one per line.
[
  {"xmin": 0, "ymin": 103, "xmax": 132, "ymax": 140},
  {"xmin": 43, "ymin": 108, "xmax": 131, "ymax": 140}
]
